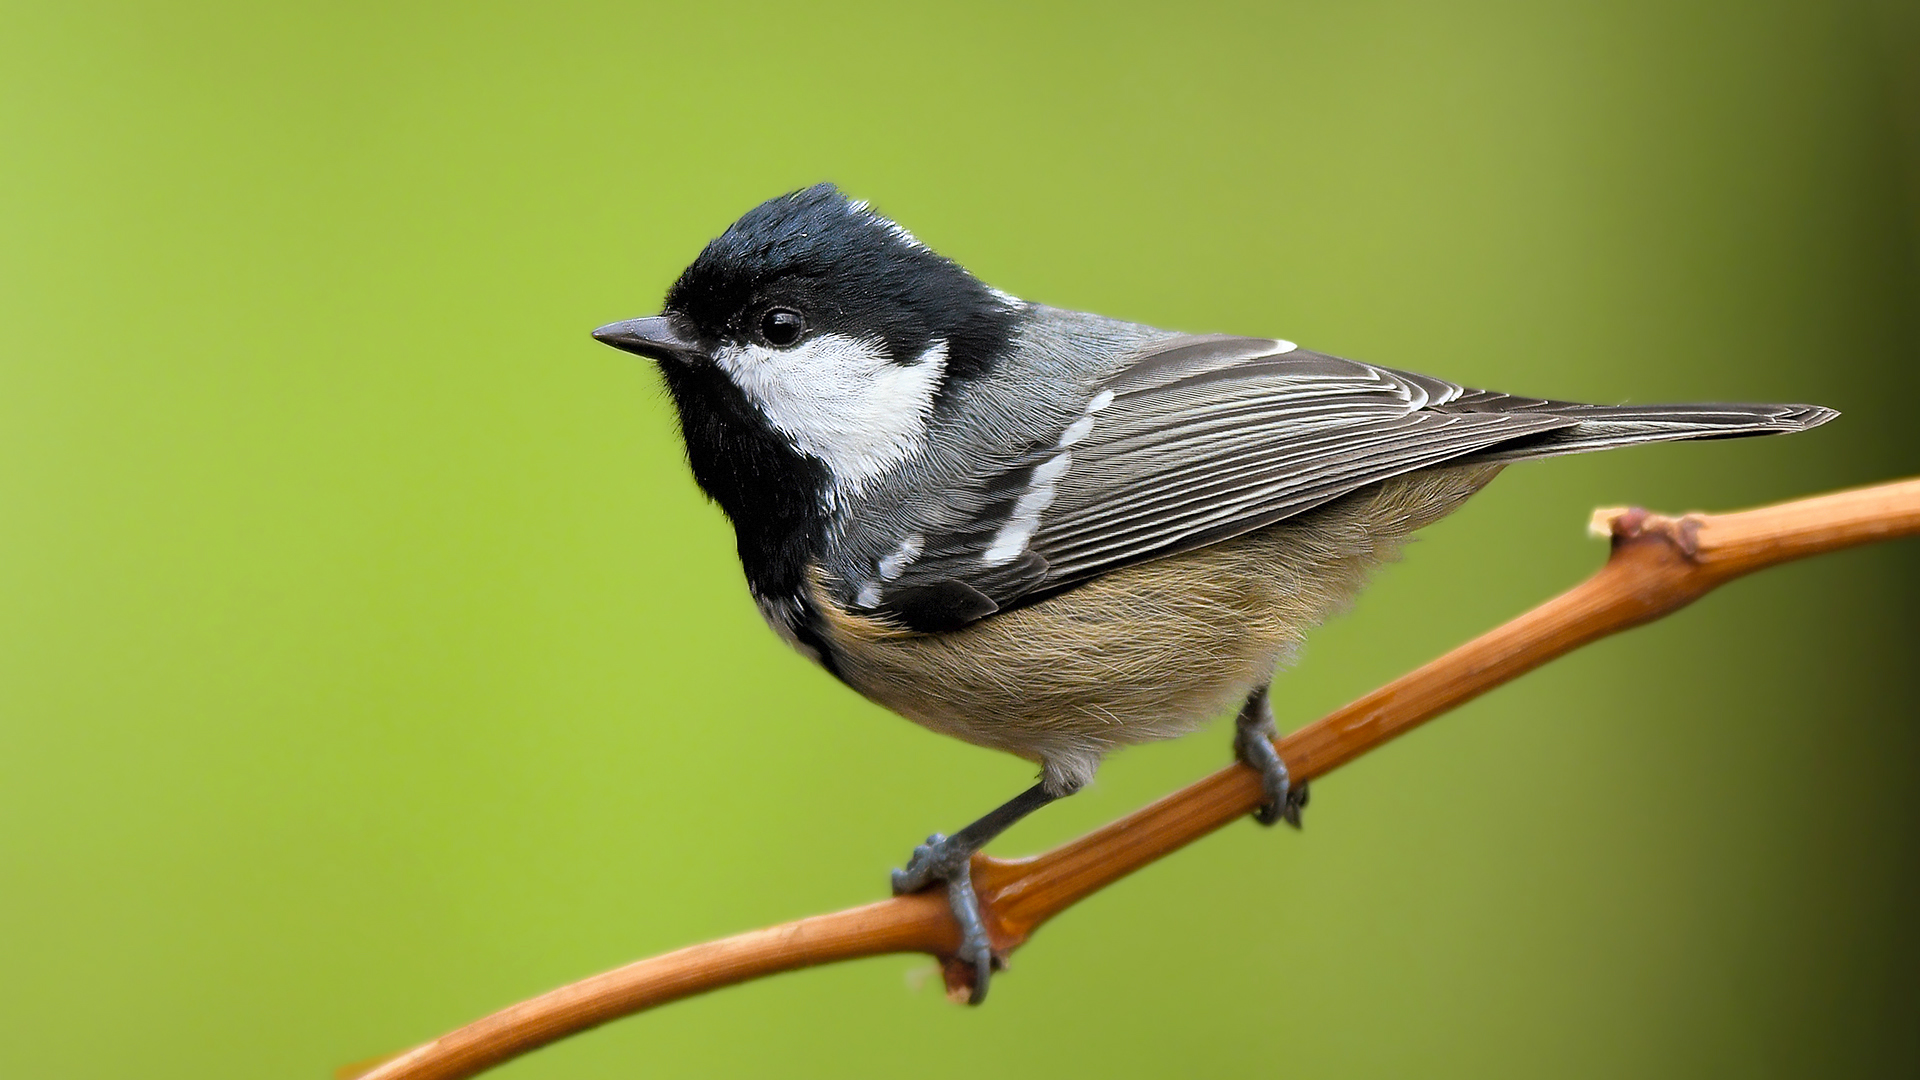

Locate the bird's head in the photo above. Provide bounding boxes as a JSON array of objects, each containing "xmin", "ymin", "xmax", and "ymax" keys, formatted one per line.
[{"xmin": 594, "ymin": 184, "xmax": 1023, "ymax": 499}]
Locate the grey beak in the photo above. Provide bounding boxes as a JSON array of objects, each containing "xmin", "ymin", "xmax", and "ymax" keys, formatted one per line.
[{"xmin": 590, "ymin": 315, "xmax": 708, "ymax": 364}]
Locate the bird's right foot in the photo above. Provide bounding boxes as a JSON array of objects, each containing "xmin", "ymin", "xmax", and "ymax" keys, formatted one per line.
[{"xmin": 1235, "ymin": 684, "xmax": 1309, "ymax": 828}]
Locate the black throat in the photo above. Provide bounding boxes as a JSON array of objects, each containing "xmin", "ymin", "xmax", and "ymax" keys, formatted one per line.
[{"xmin": 655, "ymin": 359, "xmax": 840, "ymax": 660}]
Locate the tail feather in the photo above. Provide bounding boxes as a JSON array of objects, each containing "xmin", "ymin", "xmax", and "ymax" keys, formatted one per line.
[{"xmin": 1439, "ymin": 395, "xmax": 1838, "ymax": 464}]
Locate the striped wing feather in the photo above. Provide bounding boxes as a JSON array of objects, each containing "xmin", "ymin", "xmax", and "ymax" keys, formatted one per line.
[{"xmin": 867, "ymin": 335, "xmax": 1832, "ymax": 631}]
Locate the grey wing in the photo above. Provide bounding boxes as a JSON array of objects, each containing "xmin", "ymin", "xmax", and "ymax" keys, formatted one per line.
[
  {"xmin": 860, "ymin": 334, "xmax": 1832, "ymax": 633},
  {"xmin": 862, "ymin": 335, "xmax": 1576, "ymax": 632}
]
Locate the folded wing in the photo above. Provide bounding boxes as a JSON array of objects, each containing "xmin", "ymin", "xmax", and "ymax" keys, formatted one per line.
[{"xmin": 862, "ymin": 335, "xmax": 1832, "ymax": 632}]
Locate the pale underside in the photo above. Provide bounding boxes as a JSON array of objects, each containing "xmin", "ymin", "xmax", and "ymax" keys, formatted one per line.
[{"xmin": 813, "ymin": 464, "xmax": 1502, "ymax": 794}]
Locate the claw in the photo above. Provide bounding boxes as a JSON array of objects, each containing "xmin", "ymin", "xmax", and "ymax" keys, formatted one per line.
[
  {"xmin": 890, "ymin": 833, "xmax": 951, "ymax": 895},
  {"xmin": 1236, "ymin": 723, "xmax": 1309, "ymax": 828},
  {"xmin": 893, "ymin": 833, "xmax": 997, "ymax": 1004},
  {"xmin": 889, "ymin": 782, "xmax": 1061, "ymax": 1005},
  {"xmin": 1235, "ymin": 685, "xmax": 1309, "ymax": 829}
]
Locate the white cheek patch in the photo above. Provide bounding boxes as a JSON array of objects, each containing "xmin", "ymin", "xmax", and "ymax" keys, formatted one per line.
[{"xmin": 715, "ymin": 335, "xmax": 948, "ymax": 498}]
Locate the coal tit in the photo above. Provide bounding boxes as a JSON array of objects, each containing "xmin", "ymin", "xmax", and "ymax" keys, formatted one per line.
[{"xmin": 593, "ymin": 183, "xmax": 1834, "ymax": 1001}]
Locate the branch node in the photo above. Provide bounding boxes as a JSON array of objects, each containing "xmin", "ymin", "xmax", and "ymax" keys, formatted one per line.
[
  {"xmin": 942, "ymin": 963, "xmax": 977, "ymax": 1004},
  {"xmin": 1587, "ymin": 505, "xmax": 1630, "ymax": 538},
  {"xmin": 1593, "ymin": 505, "xmax": 1705, "ymax": 560}
]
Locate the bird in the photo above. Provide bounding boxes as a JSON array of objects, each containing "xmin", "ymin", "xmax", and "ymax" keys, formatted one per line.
[{"xmin": 591, "ymin": 183, "xmax": 1835, "ymax": 1001}]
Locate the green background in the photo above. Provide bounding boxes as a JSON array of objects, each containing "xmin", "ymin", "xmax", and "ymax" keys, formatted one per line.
[{"xmin": 4, "ymin": 2, "xmax": 1917, "ymax": 1077}]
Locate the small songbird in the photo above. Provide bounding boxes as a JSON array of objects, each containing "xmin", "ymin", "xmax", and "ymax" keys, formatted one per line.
[{"xmin": 592, "ymin": 183, "xmax": 1834, "ymax": 1000}]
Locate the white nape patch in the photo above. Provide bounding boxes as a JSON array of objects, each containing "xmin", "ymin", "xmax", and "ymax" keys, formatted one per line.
[
  {"xmin": 878, "ymin": 534, "xmax": 924, "ymax": 581},
  {"xmin": 846, "ymin": 198, "xmax": 928, "ymax": 251},
  {"xmin": 880, "ymin": 220, "xmax": 928, "ymax": 251},
  {"xmin": 715, "ymin": 336, "xmax": 947, "ymax": 502}
]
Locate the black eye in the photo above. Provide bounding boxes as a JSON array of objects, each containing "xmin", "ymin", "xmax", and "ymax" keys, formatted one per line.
[{"xmin": 759, "ymin": 308, "xmax": 806, "ymax": 348}]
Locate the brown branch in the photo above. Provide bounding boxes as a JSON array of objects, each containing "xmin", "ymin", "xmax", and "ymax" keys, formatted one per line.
[{"xmin": 351, "ymin": 477, "xmax": 1920, "ymax": 1080}]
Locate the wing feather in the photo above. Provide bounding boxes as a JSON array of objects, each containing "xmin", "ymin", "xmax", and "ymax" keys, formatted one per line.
[
  {"xmin": 859, "ymin": 334, "xmax": 1831, "ymax": 632},
  {"xmin": 863, "ymin": 337, "xmax": 1569, "ymax": 629}
]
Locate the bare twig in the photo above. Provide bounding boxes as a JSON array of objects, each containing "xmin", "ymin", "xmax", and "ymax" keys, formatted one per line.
[{"xmin": 351, "ymin": 477, "xmax": 1920, "ymax": 1080}]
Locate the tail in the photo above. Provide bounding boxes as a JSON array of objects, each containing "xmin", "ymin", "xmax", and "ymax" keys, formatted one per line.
[{"xmin": 1433, "ymin": 390, "xmax": 1838, "ymax": 464}]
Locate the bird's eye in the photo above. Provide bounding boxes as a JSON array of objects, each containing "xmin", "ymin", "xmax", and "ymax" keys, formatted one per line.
[{"xmin": 759, "ymin": 308, "xmax": 806, "ymax": 348}]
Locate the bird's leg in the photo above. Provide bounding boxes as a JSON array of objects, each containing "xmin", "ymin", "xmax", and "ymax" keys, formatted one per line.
[
  {"xmin": 891, "ymin": 781, "xmax": 1062, "ymax": 1004},
  {"xmin": 1234, "ymin": 683, "xmax": 1309, "ymax": 828}
]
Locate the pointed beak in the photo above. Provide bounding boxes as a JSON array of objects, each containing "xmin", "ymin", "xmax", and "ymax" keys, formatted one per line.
[{"xmin": 590, "ymin": 315, "xmax": 709, "ymax": 364}]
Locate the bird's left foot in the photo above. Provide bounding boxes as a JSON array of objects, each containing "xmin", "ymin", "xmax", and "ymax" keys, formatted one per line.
[
  {"xmin": 1235, "ymin": 687, "xmax": 1309, "ymax": 828},
  {"xmin": 889, "ymin": 781, "xmax": 1061, "ymax": 1004},
  {"xmin": 892, "ymin": 833, "xmax": 996, "ymax": 1002}
]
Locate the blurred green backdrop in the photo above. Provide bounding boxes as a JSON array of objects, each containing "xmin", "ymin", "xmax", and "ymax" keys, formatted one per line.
[{"xmin": 3, "ymin": 1, "xmax": 1917, "ymax": 1077}]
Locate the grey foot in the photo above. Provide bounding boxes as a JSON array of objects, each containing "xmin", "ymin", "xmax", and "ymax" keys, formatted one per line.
[
  {"xmin": 1234, "ymin": 717, "xmax": 1309, "ymax": 829},
  {"xmin": 892, "ymin": 833, "xmax": 995, "ymax": 1004}
]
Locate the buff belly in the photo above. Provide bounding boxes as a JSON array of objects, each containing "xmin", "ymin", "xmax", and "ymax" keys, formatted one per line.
[{"xmin": 813, "ymin": 466, "xmax": 1502, "ymax": 794}]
